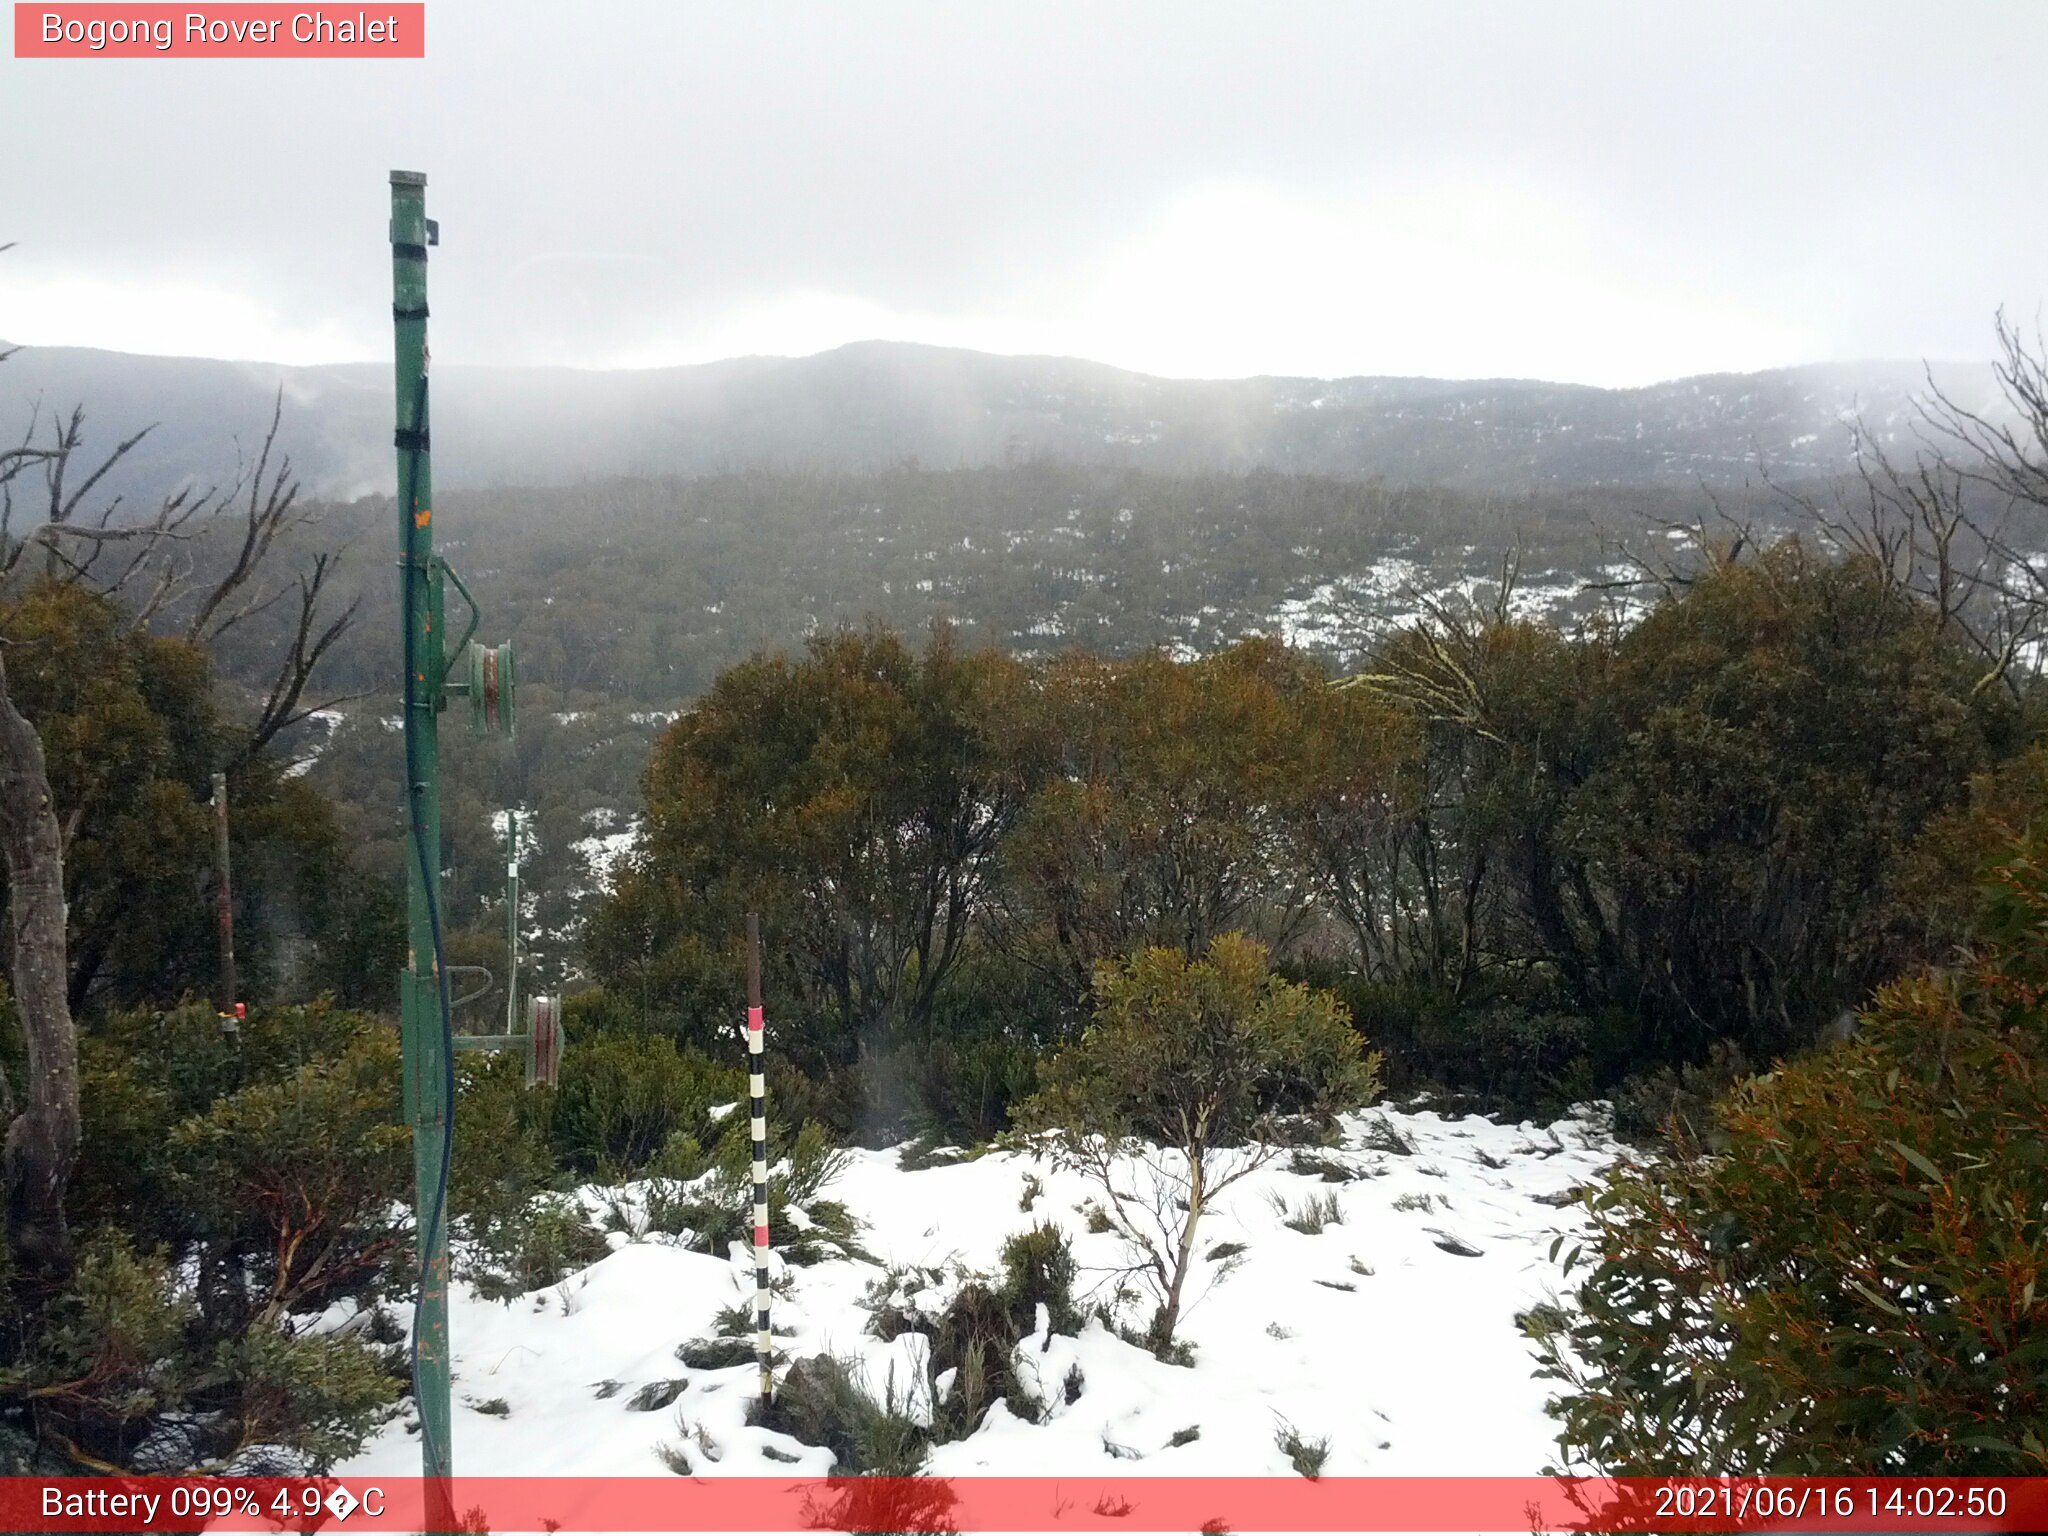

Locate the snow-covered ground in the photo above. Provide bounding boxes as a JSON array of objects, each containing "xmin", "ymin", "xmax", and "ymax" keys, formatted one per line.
[
  {"xmin": 339, "ymin": 1103, "xmax": 1613, "ymax": 1482},
  {"xmin": 573, "ymin": 810, "xmax": 641, "ymax": 893}
]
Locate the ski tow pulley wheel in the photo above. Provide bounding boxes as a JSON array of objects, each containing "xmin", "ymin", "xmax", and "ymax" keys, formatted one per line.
[
  {"xmin": 469, "ymin": 641, "xmax": 516, "ymax": 736},
  {"xmin": 526, "ymin": 993, "xmax": 562, "ymax": 1088}
]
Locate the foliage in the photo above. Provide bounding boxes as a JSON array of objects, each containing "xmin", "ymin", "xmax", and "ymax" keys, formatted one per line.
[
  {"xmin": 1274, "ymin": 1190, "xmax": 1343, "ymax": 1235},
  {"xmin": 1558, "ymin": 544, "xmax": 2017, "ymax": 1061},
  {"xmin": 1607, "ymin": 1041, "xmax": 1755, "ymax": 1150},
  {"xmin": 592, "ymin": 622, "xmax": 1028, "ymax": 1072},
  {"xmin": 1530, "ymin": 836, "xmax": 2048, "ymax": 1474},
  {"xmin": 0, "ymin": 581, "xmax": 400, "ymax": 1016},
  {"xmin": 548, "ymin": 1031, "xmax": 744, "ymax": 1178},
  {"xmin": 461, "ymin": 1195, "xmax": 610, "ymax": 1304},
  {"xmin": 995, "ymin": 640, "xmax": 1334, "ymax": 1014},
  {"xmin": 1274, "ymin": 1418, "xmax": 1331, "ymax": 1479},
  {"xmin": 1021, "ymin": 934, "xmax": 1378, "ymax": 1353},
  {"xmin": 856, "ymin": 1230, "xmax": 1081, "ymax": 1448},
  {"xmin": 748, "ymin": 1353, "xmax": 930, "ymax": 1475},
  {"xmin": 71, "ymin": 1002, "xmax": 407, "ymax": 1324},
  {"xmin": 641, "ymin": 1117, "xmax": 855, "ymax": 1265},
  {"xmin": 445, "ymin": 1050, "xmax": 565, "ymax": 1287},
  {"xmin": 6, "ymin": 1000, "xmax": 408, "ymax": 1471},
  {"xmin": 997, "ymin": 1222, "xmax": 1082, "ymax": 1337},
  {"xmin": 1338, "ymin": 977, "xmax": 1609, "ymax": 1117},
  {"xmin": 3, "ymin": 1220, "xmax": 399, "ymax": 1474}
]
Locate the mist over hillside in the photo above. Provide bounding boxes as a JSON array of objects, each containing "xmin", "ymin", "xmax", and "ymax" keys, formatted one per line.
[{"xmin": 0, "ymin": 338, "xmax": 1995, "ymax": 505}]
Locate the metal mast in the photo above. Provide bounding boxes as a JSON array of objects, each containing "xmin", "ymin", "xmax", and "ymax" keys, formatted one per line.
[
  {"xmin": 389, "ymin": 172, "xmax": 550, "ymax": 1514},
  {"xmin": 389, "ymin": 168, "xmax": 455, "ymax": 1503}
]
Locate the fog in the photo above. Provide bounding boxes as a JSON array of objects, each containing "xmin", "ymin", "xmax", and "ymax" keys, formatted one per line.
[{"xmin": 3, "ymin": 1, "xmax": 2045, "ymax": 385}]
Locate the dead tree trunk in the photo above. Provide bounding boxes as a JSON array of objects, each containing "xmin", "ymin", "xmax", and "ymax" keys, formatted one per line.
[{"xmin": 0, "ymin": 644, "xmax": 78, "ymax": 1276}]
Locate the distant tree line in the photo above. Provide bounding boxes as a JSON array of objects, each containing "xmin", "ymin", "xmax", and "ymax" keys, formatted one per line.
[{"xmin": 584, "ymin": 525, "xmax": 2034, "ymax": 1136}]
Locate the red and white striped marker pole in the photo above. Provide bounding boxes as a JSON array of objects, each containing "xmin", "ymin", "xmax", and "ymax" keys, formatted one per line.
[{"xmin": 746, "ymin": 913, "xmax": 772, "ymax": 1399}]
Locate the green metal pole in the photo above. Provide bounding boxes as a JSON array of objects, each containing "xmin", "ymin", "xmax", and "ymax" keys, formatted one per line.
[{"xmin": 390, "ymin": 168, "xmax": 455, "ymax": 1513}]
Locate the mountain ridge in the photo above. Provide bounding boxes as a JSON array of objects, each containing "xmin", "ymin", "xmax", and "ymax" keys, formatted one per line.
[{"xmin": 0, "ymin": 338, "xmax": 1998, "ymax": 502}]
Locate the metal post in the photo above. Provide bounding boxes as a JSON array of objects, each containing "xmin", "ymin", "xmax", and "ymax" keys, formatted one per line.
[
  {"xmin": 747, "ymin": 913, "xmax": 773, "ymax": 1398},
  {"xmin": 390, "ymin": 167, "xmax": 454, "ymax": 1520},
  {"xmin": 210, "ymin": 771, "xmax": 236, "ymax": 1017},
  {"xmin": 505, "ymin": 810, "xmax": 521, "ymax": 1036}
]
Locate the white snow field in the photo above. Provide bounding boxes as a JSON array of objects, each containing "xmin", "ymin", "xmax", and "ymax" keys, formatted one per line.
[{"xmin": 338, "ymin": 1104, "xmax": 1615, "ymax": 1485}]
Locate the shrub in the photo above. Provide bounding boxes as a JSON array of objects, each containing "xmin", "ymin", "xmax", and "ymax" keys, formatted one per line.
[
  {"xmin": 463, "ymin": 1196, "xmax": 611, "ymax": 1302},
  {"xmin": 549, "ymin": 1032, "xmax": 744, "ymax": 1177},
  {"xmin": 861, "ymin": 1264, "xmax": 953, "ymax": 1341},
  {"xmin": 165, "ymin": 1024, "xmax": 410, "ymax": 1324},
  {"xmin": 1274, "ymin": 1419, "xmax": 1330, "ymax": 1479},
  {"xmin": 855, "ymin": 1231, "xmax": 1078, "ymax": 1445},
  {"xmin": 5, "ymin": 1233, "xmax": 397, "ymax": 1473},
  {"xmin": 996, "ymin": 1223, "xmax": 1082, "ymax": 1337},
  {"xmin": 1608, "ymin": 1041, "xmax": 1754, "ymax": 1149},
  {"xmin": 928, "ymin": 1282, "xmax": 1037, "ymax": 1435},
  {"xmin": 1344, "ymin": 979, "xmax": 1608, "ymax": 1118},
  {"xmin": 1287, "ymin": 1150, "xmax": 1359, "ymax": 1182},
  {"xmin": 1531, "ymin": 836, "xmax": 2048, "ymax": 1474},
  {"xmin": 448, "ymin": 1051, "xmax": 563, "ymax": 1271},
  {"xmin": 1273, "ymin": 1191, "xmax": 1343, "ymax": 1235},
  {"xmin": 677, "ymin": 1338, "xmax": 758, "ymax": 1370},
  {"xmin": 748, "ymin": 1355, "xmax": 929, "ymax": 1475},
  {"xmin": 643, "ymin": 1117, "xmax": 857, "ymax": 1263},
  {"xmin": 1021, "ymin": 934, "xmax": 1378, "ymax": 1355}
]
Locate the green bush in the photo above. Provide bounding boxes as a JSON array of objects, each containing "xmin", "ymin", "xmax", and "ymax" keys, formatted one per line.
[
  {"xmin": 1338, "ymin": 978, "xmax": 1614, "ymax": 1118},
  {"xmin": 75, "ymin": 1002, "xmax": 408, "ymax": 1323},
  {"xmin": 858, "ymin": 1032, "xmax": 1045, "ymax": 1146},
  {"xmin": 642, "ymin": 1118, "xmax": 857, "ymax": 1265},
  {"xmin": 748, "ymin": 1354, "xmax": 929, "ymax": 1475},
  {"xmin": 6, "ymin": 1231, "xmax": 398, "ymax": 1474},
  {"xmin": 168, "ymin": 1028, "xmax": 411, "ymax": 1324},
  {"xmin": 462, "ymin": 1195, "xmax": 611, "ymax": 1302},
  {"xmin": 1530, "ymin": 836, "xmax": 2048, "ymax": 1474},
  {"xmin": 448, "ymin": 1051, "xmax": 565, "ymax": 1279},
  {"xmin": 549, "ymin": 1031, "xmax": 744, "ymax": 1176},
  {"xmin": 1608, "ymin": 1041, "xmax": 1755, "ymax": 1149},
  {"xmin": 12, "ymin": 1002, "xmax": 408, "ymax": 1473},
  {"xmin": 1022, "ymin": 934, "xmax": 1378, "ymax": 1355},
  {"xmin": 561, "ymin": 986, "xmax": 649, "ymax": 1039},
  {"xmin": 997, "ymin": 1222, "xmax": 1082, "ymax": 1337}
]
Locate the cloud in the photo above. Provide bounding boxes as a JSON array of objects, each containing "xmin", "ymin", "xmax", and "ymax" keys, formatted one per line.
[
  {"xmin": 2, "ymin": 268, "xmax": 369, "ymax": 365},
  {"xmin": 3, "ymin": 0, "xmax": 2041, "ymax": 384},
  {"xmin": 1050, "ymin": 181, "xmax": 1816, "ymax": 385}
]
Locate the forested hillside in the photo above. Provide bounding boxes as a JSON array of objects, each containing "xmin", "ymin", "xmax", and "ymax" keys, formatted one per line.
[
  {"xmin": 0, "ymin": 339, "xmax": 1997, "ymax": 502},
  {"xmin": 252, "ymin": 462, "xmax": 1782, "ymax": 999}
]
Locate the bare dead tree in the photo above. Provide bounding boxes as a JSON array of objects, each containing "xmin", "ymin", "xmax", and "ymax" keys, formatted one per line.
[
  {"xmin": 0, "ymin": 343, "xmax": 358, "ymax": 1275},
  {"xmin": 1583, "ymin": 318, "xmax": 2048, "ymax": 705},
  {"xmin": 1588, "ymin": 481, "xmax": 1762, "ymax": 607}
]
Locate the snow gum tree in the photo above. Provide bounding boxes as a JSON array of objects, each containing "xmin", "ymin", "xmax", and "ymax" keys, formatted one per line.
[{"xmin": 1021, "ymin": 933, "xmax": 1379, "ymax": 1356}]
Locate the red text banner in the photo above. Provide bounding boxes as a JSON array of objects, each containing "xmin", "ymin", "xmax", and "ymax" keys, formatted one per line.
[{"xmin": 14, "ymin": 4, "xmax": 424, "ymax": 57}]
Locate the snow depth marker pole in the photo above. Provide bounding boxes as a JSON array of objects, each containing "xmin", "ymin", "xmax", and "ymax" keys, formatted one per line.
[{"xmin": 747, "ymin": 912, "xmax": 773, "ymax": 1398}]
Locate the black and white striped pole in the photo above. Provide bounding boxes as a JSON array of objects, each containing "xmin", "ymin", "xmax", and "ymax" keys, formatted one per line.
[{"xmin": 746, "ymin": 913, "xmax": 773, "ymax": 1399}]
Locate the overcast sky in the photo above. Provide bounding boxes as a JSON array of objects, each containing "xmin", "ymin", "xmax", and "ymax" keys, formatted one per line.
[{"xmin": 3, "ymin": 1, "xmax": 2042, "ymax": 386}]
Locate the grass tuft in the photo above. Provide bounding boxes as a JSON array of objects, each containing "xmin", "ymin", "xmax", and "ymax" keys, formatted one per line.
[{"xmin": 1275, "ymin": 1418, "xmax": 1330, "ymax": 1479}]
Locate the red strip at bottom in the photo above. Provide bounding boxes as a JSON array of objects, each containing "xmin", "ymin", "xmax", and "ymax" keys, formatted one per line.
[{"xmin": 7, "ymin": 1476, "xmax": 2044, "ymax": 1532}]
